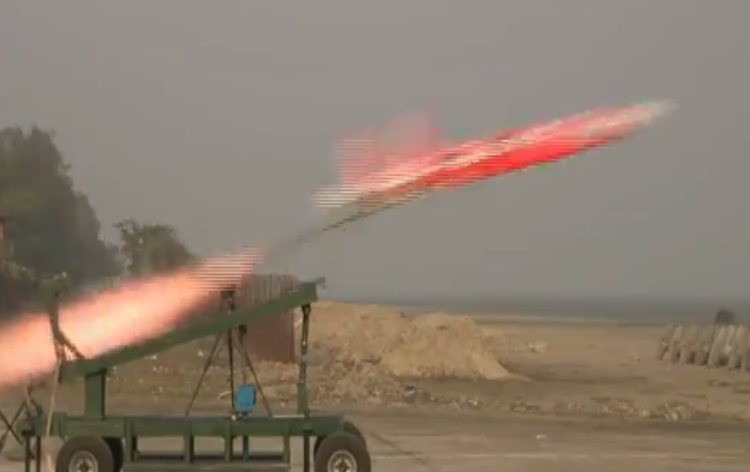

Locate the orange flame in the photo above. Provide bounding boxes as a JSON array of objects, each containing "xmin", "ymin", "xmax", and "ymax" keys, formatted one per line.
[{"xmin": 0, "ymin": 248, "xmax": 261, "ymax": 389}]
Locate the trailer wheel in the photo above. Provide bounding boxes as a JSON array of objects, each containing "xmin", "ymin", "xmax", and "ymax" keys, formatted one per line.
[
  {"xmin": 56, "ymin": 436, "xmax": 115, "ymax": 472},
  {"xmin": 313, "ymin": 431, "xmax": 370, "ymax": 472},
  {"xmin": 314, "ymin": 421, "xmax": 366, "ymax": 455},
  {"xmin": 103, "ymin": 437, "xmax": 124, "ymax": 472}
]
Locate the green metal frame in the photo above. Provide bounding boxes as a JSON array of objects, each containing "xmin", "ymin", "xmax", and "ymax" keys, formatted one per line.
[{"xmin": 18, "ymin": 276, "xmax": 353, "ymax": 472}]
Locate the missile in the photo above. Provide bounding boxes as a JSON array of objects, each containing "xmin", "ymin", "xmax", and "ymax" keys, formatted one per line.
[
  {"xmin": 425, "ymin": 99, "xmax": 676, "ymax": 188},
  {"xmin": 312, "ymin": 100, "xmax": 674, "ymax": 230}
]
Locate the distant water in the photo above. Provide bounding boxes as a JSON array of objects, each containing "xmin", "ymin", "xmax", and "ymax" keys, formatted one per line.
[{"xmin": 328, "ymin": 296, "xmax": 750, "ymax": 323}]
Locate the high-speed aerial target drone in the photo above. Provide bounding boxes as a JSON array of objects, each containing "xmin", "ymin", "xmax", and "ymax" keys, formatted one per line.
[{"xmin": 269, "ymin": 100, "xmax": 675, "ymax": 257}]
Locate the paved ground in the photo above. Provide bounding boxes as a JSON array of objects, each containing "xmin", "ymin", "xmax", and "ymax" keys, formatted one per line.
[
  {"xmin": 3, "ymin": 411, "xmax": 750, "ymax": 472},
  {"xmin": 353, "ymin": 412, "xmax": 750, "ymax": 472}
]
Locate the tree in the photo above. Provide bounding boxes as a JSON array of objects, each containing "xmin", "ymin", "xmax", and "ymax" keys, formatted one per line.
[
  {"xmin": 0, "ymin": 125, "xmax": 120, "ymax": 310},
  {"xmin": 0, "ymin": 234, "xmax": 38, "ymax": 314},
  {"xmin": 115, "ymin": 219, "xmax": 194, "ymax": 277}
]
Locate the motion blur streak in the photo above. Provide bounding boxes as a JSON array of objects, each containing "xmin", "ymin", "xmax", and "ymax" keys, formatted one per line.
[
  {"xmin": 315, "ymin": 100, "xmax": 675, "ymax": 214},
  {"xmin": 336, "ymin": 113, "xmax": 441, "ymax": 190},
  {"xmin": 0, "ymin": 248, "xmax": 261, "ymax": 389}
]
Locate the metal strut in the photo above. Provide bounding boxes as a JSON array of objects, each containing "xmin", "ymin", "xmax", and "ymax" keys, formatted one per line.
[
  {"xmin": 183, "ymin": 287, "xmax": 272, "ymax": 417},
  {"xmin": 0, "ymin": 278, "xmax": 80, "ymax": 455},
  {"xmin": 48, "ymin": 292, "xmax": 84, "ymax": 362},
  {"xmin": 42, "ymin": 274, "xmax": 84, "ymax": 362},
  {"xmin": 3, "ymin": 276, "xmax": 84, "ymax": 465}
]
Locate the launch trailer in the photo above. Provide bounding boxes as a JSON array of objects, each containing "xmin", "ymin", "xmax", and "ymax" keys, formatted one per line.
[{"xmin": 18, "ymin": 277, "xmax": 371, "ymax": 472}]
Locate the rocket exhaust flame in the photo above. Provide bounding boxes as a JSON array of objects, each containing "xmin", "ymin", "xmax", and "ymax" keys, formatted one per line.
[{"xmin": 0, "ymin": 249, "xmax": 261, "ymax": 389}]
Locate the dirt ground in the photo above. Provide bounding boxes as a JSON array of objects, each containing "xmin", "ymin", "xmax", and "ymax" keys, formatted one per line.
[
  {"xmin": 464, "ymin": 316, "xmax": 750, "ymax": 420},
  {"xmin": 2, "ymin": 304, "xmax": 750, "ymax": 471}
]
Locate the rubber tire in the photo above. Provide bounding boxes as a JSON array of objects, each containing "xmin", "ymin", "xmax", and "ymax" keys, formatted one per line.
[
  {"xmin": 722, "ymin": 325, "xmax": 739, "ymax": 364},
  {"xmin": 708, "ymin": 326, "xmax": 729, "ymax": 367},
  {"xmin": 314, "ymin": 421, "xmax": 366, "ymax": 456},
  {"xmin": 693, "ymin": 325, "xmax": 716, "ymax": 366},
  {"xmin": 741, "ymin": 338, "xmax": 750, "ymax": 372},
  {"xmin": 313, "ymin": 431, "xmax": 371, "ymax": 472},
  {"xmin": 656, "ymin": 324, "xmax": 676, "ymax": 360},
  {"xmin": 727, "ymin": 326, "xmax": 748, "ymax": 370},
  {"xmin": 104, "ymin": 437, "xmax": 124, "ymax": 472},
  {"xmin": 56, "ymin": 436, "xmax": 115, "ymax": 472},
  {"xmin": 666, "ymin": 325, "xmax": 685, "ymax": 363},
  {"xmin": 679, "ymin": 325, "xmax": 700, "ymax": 365}
]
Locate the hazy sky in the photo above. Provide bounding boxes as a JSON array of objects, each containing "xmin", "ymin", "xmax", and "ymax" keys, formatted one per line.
[{"xmin": 1, "ymin": 1, "xmax": 749, "ymax": 300}]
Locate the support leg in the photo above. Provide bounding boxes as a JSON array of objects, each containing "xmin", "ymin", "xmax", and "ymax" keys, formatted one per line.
[
  {"xmin": 34, "ymin": 437, "xmax": 40, "ymax": 472},
  {"xmin": 0, "ymin": 402, "xmax": 26, "ymax": 450},
  {"xmin": 302, "ymin": 434, "xmax": 310, "ymax": 472},
  {"xmin": 236, "ymin": 337, "xmax": 273, "ymax": 416},
  {"xmin": 23, "ymin": 434, "xmax": 30, "ymax": 472},
  {"xmin": 227, "ymin": 331, "xmax": 236, "ymax": 412},
  {"xmin": 241, "ymin": 436, "xmax": 249, "ymax": 461},
  {"xmin": 184, "ymin": 334, "xmax": 224, "ymax": 415}
]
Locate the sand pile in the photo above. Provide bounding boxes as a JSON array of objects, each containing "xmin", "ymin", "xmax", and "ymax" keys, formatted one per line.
[
  {"xmin": 111, "ymin": 302, "xmax": 509, "ymax": 409},
  {"xmin": 304, "ymin": 301, "xmax": 510, "ymax": 380},
  {"xmin": 381, "ymin": 313, "xmax": 510, "ymax": 380},
  {"xmin": 306, "ymin": 302, "xmax": 408, "ymax": 363},
  {"xmin": 217, "ymin": 301, "xmax": 513, "ymax": 406}
]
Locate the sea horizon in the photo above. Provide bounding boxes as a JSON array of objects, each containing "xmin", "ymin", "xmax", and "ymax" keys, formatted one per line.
[{"xmin": 326, "ymin": 295, "xmax": 750, "ymax": 323}]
